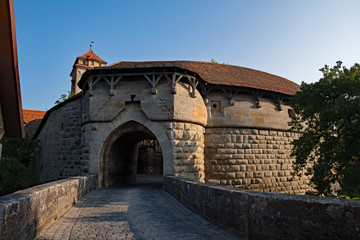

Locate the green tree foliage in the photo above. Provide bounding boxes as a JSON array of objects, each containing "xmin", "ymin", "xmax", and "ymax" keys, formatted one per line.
[
  {"xmin": 55, "ymin": 91, "xmax": 76, "ymax": 105},
  {"xmin": 0, "ymin": 157, "xmax": 33, "ymax": 195},
  {"xmin": 288, "ymin": 61, "xmax": 360, "ymax": 197},
  {"xmin": 0, "ymin": 137, "xmax": 38, "ymax": 196},
  {"xmin": 1, "ymin": 137, "xmax": 38, "ymax": 166},
  {"xmin": 210, "ymin": 59, "xmax": 229, "ymax": 65}
]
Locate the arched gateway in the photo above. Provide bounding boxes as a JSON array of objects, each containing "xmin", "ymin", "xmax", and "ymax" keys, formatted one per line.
[
  {"xmin": 77, "ymin": 67, "xmax": 208, "ymax": 187},
  {"xmin": 101, "ymin": 120, "xmax": 164, "ymax": 187},
  {"xmin": 34, "ymin": 50, "xmax": 312, "ymax": 194}
]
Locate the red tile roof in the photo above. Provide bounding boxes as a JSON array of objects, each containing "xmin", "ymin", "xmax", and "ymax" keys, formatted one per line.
[
  {"xmin": 110, "ymin": 61, "xmax": 300, "ymax": 95},
  {"xmin": 78, "ymin": 49, "xmax": 107, "ymax": 63},
  {"xmin": 23, "ymin": 109, "xmax": 46, "ymax": 125}
]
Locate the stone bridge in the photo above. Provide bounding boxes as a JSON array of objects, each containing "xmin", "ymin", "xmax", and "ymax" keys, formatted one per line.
[
  {"xmin": 36, "ymin": 175, "xmax": 238, "ymax": 240},
  {"xmin": 0, "ymin": 174, "xmax": 359, "ymax": 240}
]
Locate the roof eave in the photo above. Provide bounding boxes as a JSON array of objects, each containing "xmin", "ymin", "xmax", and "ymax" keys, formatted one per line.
[
  {"xmin": 0, "ymin": 0, "xmax": 24, "ymax": 138},
  {"xmin": 77, "ymin": 64, "xmax": 298, "ymax": 97}
]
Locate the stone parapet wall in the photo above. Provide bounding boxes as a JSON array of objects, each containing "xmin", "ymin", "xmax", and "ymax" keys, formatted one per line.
[
  {"xmin": 164, "ymin": 176, "xmax": 360, "ymax": 240},
  {"xmin": 204, "ymin": 127, "xmax": 311, "ymax": 194},
  {"xmin": 81, "ymin": 79, "xmax": 207, "ymax": 126},
  {"xmin": 166, "ymin": 122, "xmax": 205, "ymax": 182},
  {"xmin": 0, "ymin": 174, "xmax": 97, "ymax": 240},
  {"xmin": 206, "ymin": 93, "xmax": 293, "ymax": 131}
]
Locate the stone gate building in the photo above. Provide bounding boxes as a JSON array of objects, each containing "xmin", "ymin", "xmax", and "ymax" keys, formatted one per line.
[{"xmin": 34, "ymin": 50, "xmax": 310, "ymax": 194}]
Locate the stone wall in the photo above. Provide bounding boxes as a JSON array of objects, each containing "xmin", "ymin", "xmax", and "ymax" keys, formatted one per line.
[
  {"xmin": 206, "ymin": 92, "xmax": 292, "ymax": 130},
  {"xmin": 164, "ymin": 176, "xmax": 360, "ymax": 240},
  {"xmin": 166, "ymin": 122, "xmax": 205, "ymax": 182},
  {"xmin": 204, "ymin": 127, "xmax": 311, "ymax": 194},
  {"xmin": 35, "ymin": 70, "xmax": 309, "ymax": 194},
  {"xmin": 79, "ymin": 76, "xmax": 207, "ymax": 186},
  {"xmin": 0, "ymin": 174, "xmax": 97, "ymax": 240},
  {"xmin": 203, "ymin": 92, "xmax": 311, "ymax": 194},
  {"xmin": 36, "ymin": 97, "xmax": 83, "ymax": 183}
]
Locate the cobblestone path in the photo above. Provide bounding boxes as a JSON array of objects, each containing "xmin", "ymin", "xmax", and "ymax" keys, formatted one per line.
[{"xmin": 37, "ymin": 181, "xmax": 239, "ymax": 240}]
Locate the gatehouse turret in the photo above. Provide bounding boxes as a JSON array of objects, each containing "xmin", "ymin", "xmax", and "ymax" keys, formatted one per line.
[{"xmin": 70, "ymin": 48, "xmax": 107, "ymax": 94}]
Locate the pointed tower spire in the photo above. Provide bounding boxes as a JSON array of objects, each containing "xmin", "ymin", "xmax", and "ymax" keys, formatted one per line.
[{"xmin": 70, "ymin": 47, "xmax": 107, "ymax": 94}]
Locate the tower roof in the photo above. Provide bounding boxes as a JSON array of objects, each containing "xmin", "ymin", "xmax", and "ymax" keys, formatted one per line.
[
  {"xmin": 70, "ymin": 49, "xmax": 107, "ymax": 77},
  {"xmin": 77, "ymin": 49, "xmax": 107, "ymax": 63}
]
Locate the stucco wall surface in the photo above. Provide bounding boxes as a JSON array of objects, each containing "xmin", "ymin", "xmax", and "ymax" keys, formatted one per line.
[
  {"xmin": 164, "ymin": 176, "xmax": 360, "ymax": 240},
  {"xmin": 206, "ymin": 93, "xmax": 293, "ymax": 130},
  {"xmin": 0, "ymin": 174, "xmax": 97, "ymax": 240},
  {"xmin": 80, "ymin": 79, "xmax": 206, "ymax": 125}
]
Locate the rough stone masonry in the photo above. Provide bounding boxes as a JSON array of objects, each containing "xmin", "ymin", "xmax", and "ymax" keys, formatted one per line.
[{"xmin": 34, "ymin": 55, "xmax": 312, "ymax": 193}]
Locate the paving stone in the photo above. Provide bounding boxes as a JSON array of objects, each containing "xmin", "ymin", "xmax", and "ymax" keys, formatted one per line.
[{"xmin": 37, "ymin": 182, "xmax": 240, "ymax": 240}]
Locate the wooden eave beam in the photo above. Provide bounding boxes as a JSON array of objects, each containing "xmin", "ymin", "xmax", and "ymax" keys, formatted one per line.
[{"xmin": 0, "ymin": 0, "xmax": 24, "ymax": 138}]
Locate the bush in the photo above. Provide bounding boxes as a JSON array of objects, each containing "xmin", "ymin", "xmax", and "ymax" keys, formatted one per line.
[
  {"xmin": 1, "ymin": 137, "xmax": 38, "ymax": 166},
  {"xmin": 0, "ymin": 157, "xmax": 33, "ymax": 196},
  {"xmin": 0, "ymin": 137, "xmax": 38, "ymax": 196}
]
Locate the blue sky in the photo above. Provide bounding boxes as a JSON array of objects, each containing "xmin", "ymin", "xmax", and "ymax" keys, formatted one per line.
[{"xmin": 14, "ymin": 0, "xmax": 360, "ymax": 111}]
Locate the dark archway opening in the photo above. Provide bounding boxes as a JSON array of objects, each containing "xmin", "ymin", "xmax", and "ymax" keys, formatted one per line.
[
  {"xmin": 106, "ymin": 123, "xmax": 163, "ymax": 187},
  {"xmin": 137, "ymin": 139, "xmax": 163, "ymax": 174}
]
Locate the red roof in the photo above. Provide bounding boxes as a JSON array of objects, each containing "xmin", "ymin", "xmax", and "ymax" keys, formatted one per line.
[
  {"xmin": 23, "ymin": 109, "xmax": 46, "ymax": 125},
  {"xmin": 110, "ymin": 61, "xmax": 300, "ymax": 95},
  {"xmin": 78, "ymin": 49, "xmax": 107, "ymax": 63}
]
